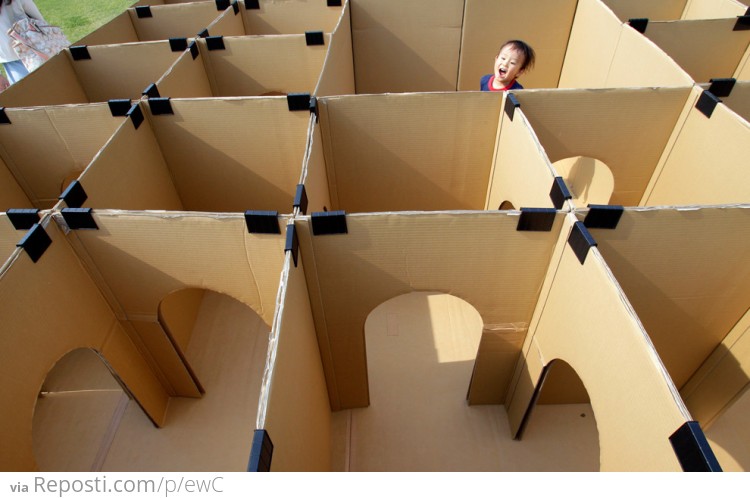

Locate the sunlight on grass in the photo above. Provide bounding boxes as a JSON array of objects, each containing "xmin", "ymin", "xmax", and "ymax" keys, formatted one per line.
[{"xmin": 35, "ymin": 0, "xmax": 137, "ymax": 44}]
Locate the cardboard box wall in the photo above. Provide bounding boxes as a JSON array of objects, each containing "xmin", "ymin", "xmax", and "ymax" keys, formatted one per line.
[
  {"xmin": 314, "ymin": 0, "xmax": 355, "ymax": 97},
  {"xmin": 601, "ymin": 0, "xmax": 747, "ymax": 21},
  {"xmin": 718, "ymin": 79, "xmax": 750, "ymax": 122},
  {"xmin": 681, "ymin": 0, "xmax": 749, "ymax": 19}
]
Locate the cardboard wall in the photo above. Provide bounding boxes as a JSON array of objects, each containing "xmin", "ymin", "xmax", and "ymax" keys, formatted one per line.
[
  {"xmin": 240, "ymin": 0, "xmax": 343, "ymax": 35},
  {"xmin": 315, "ymin": 0, "xmax": 355, "ymax": 97},
  {"xmin": 0, "ymin": 159, "xmax": 33, "ymax": 211},
  {"xmin": 0, "ymin": 217, "xmax": 24, "ymax": 263},
  {"xmin": 350, "ymin": 0, "xmax": 464, "ymax": 93},
  {"xmin": 128, "ymin": 2, "xmax": 227, "ymax": 41},
  {"xmin": 154, "ymin": 45, "xmax": 214, "ymax": 98},
  {"xmin": 0, "ymin": 52, "xmax": 88, "ymax": 108},
  {"xmin": 602, "ymin": 0, "xmax": 688, "ymax": 21},
  {"xmin": 159, "ymin": 288, "xmax": 207, "ymax": 353},
  {"xmin": 203, "ymin": 3, "xmax": 248, "ymax": 37},
  {"xmin": 317, "ymin": 93, "xmax": 502, "ymax": 213},
  {"xmin": 682, "ymin": 0, "xmax": 748, "ymax": 19},
  {"xmin": 76, "ymin": 11, "xmax": 141, "ymax": 46},
  {"xmin": 721, "ymin": 80, "xmax": 750, "ymax": 123},
  {"xmin": 301, "ymin": 119, "xmax": 332, "ymax": 214},
  {"xmin": 458, "ymin": 0, "xmax": 578, "ymax": 90}
]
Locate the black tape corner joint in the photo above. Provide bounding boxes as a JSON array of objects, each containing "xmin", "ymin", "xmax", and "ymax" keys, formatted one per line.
[
  {"xmin": 669, "ymin": 421, "xmax": 722, "ymax": 472},
  {"xmin": 517, "ymin": 208, "xmax": 556, "ymax": 232},
  {"xmin": 0, "ymin": 107, "xmax": 10, "ymax": 125},
  {"xmin": 550, "ymin": 177, "xmax": 572, "ymax": 210},
  {"xmin": 198, "ymin": 28, "xmax": 209, "ymax": 39},
  {"xmin": 17, "ymin": 223, "xmax": 51, "ymax": 263},
  {"xmin": 327, "ymin": 0, "xmax": 343, "ymax": 6},
  {"xmin": 294, "ymin": 184, "xmax": 309, "ymax": 215},
  {"xmin": 127, "ymin": 103, "xmax": 144, "ymax": 130},
  {"xmin": 734, "ymin": 15, "xmax": 750, "ymax": 31},
  {"xmin": 305, "ymin": 31, "xmax": 325, "ymax": 46},
  {"xmin": 696, "ymin": 90, "xmax": 721, "ymax": 118},
  {"xmin": 142, "ymin": 82, "xmax": 160, "ymax": 99},
  {"xmin": 69, "ymin": 45, "xmax": 91, "ymax": 61},
  {"xmin": 135, "ymin": 5, "xmax": 153, "ymax": 18},
  {"xmin": 245, "ymin": 0, "xmax": 260, "ymax": 9},
  {"xmin": 628, "ymin": 18, "xmax": 648, "ymax": 34},
  {"xmin": 232, "ymin": 0, "xmax": 240, "ymax": 14},
  {"xmin": 583, "ymin": 204, "xmax": 624, "ymax": 230},
  {"xmin": 309, "ymin": 96, "xmax": 319, "ymax": 118},
  {"xmin": 216, "ymin": 0, "xmax": 230, "ymax": 10},
  {"xmin": 708, "ymin": 78, "xmax": 736, "ymax": 98},
  {"xmin": 108, "ymin": 99, "xmax": 132, "ymax": 117},
  {"xmin": 189, "ymin": 40, "xmax": 199, "ymax": 60},
  {"xmin": 247, "ymin": 429, "xmax": 273, "ymax": 472},
  {"xmin": 287, "ymin": 93, "xmax": 311, "ymax": 112},
  {"xmin": 149, "ymin": 97, "xmax": 173, "ymax": 116},
  {"xmin": 59, "ymin": 180, "xmax": 87, "ymax": 208},
  {"xmin": 206, "ymin": 35, "xmax": 225, "ymax": 51},
  {"xmin": 169, "ymin": 37, "xmax": 189, "ymax": 52},
  {"xmin": 311, "ymin": 210, "xmax": 347, "ymax": 236},
  {"xmin": 7, "ymin": 208, "xmax": 40, "ymax": 230},
  {"xmin": 285, "ymin": 224, "xmax": 299, "ymax": 267},
  {"xmin": 244, "ymin": 210, "xmax": 280, "ymax": 234},
  {"xmin": 61, "ymin": 208, "xmax": 98, "ymax": 230},
  {"xmin": 568, "ymin": 221, "xmax": 597, "ymax": 265},
  {"xmin": 504, "ymin": 92, "xmax": 521, "ymax": 121}
]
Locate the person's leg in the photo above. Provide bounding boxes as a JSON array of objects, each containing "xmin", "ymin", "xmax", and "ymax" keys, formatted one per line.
[{"xmin": 2, "ymin": 60, "xmax": 29, "ymax": 84}]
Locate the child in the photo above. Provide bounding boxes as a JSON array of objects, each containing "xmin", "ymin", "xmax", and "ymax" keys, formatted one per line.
[{"xmin": 480, "ymin": 40, "xmax": 535, "ymax": 92}]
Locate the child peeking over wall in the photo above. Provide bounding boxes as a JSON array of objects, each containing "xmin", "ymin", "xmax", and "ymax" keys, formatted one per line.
[{"xmin": 480, "ymin": 40, "xmax": 535, "ymax": 91}]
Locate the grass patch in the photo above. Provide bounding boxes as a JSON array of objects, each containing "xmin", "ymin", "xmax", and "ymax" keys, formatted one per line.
[{"xmin": 35, "ymin": 0, "xmax": 136, "ymax": 44}]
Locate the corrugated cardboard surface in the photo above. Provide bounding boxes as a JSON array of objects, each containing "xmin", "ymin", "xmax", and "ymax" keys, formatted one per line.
[
  {"xmin": 682, "ymin": 0, "xmax": 748, "ymax": 19},
  {"xmin": 516, "ymin": 87, "xmax": 689, "ymax": 206},
  {"xmin": 589, "ymin": 206, "xmax": 750, "ymax": 391},
  {"xmin": 644, "ymin": 19, "xmax": 750, "ymax": 83},
  {"xmin": 241, "ymin": 0, "xmax": 343, "ymax": 35},
  {"xmin": 722, "ymin": 80, "xmax": 750, "ymax": 123},
  {"xmin": 156, "ymin": 47, "xmax": 214, "ymax": 98},
  {"xmin": 303, "ymin": 121, "xmax": 333, "ymax": 213},
  {"xmin": 263, "ymin": 257, "xmax": 332, "ymax": 471},
  {"xmin": 553, "ymin": 157, "xmax": 615, "ymax": 207},
  {"xmin": 318, "ymin": 93, "xmax": 502, "ymax": 212},
  {"xmin": 0, "ymin": 217, "xmax": 24, "ymax": 261},
  {"xmin": 296, "ymin": 211, "xmax": 562, "ymax": 410},
  {"xmin": 0, "ymin": 160, "xmax": 32, "ymax": 211},
  {"xmin": 705, "ymin": 383, "xmax": 750, "ymax": 471},
  {"xmin": 458, "ymin": 0, "xmax": 578, "ymax": 90},
  {"xmin": 351, "ymin": 0, "xmax": 464, "ymax": 93},
  {"xmin": 145, "ymin": 98, "xmax": 308, "ymax": 213},
  {"xmin": 159, "ymin": 288, "xmax": 206, "ymax": 352},
  {"xmin": 315, "ymin": 0, "xmax": 355, "ymax": 97},
  {"xmin": 0, "ymin": 52, "xmax": 87, "ymax": 108},
  {"xmin": 76, "ymin": 11, "xmax": 140, "ymax": 46},
  {"xmin": 602, "ymin": 0, "xmax": 688, "ymax": 21},
  {"xmin": 129, "ymin": 3, "xmax": 224, "ymax": 41},
  {"xmin": 204, "ymin": 4, "xmax": 247, "ymax": 37}
]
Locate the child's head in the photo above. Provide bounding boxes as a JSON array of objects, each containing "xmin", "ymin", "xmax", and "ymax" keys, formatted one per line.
[{"xmin": 493, "ymin": 40, "xmax": 535, "ymax": 87}]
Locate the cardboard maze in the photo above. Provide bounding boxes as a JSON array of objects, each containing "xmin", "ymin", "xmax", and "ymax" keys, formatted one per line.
[{"xmin": 1, "ymin": 0, "xmax": 750, "ymax": 472}]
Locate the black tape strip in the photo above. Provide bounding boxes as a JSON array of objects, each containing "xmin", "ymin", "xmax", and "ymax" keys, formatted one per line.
[
  {"xmin": 583, "ymin": 205, "xmax": 624, "ymax": 229},
  {"xmin": 287, "ymin": 93, "xmax": 311, "ymax": 111},
  {"xmin": 7, "ymin": 209, "xmax": 40, "ymax": 230},
  {"xmin": 198, "ymin": 28, "xmax": 209, "ymax": 38},
  {"xmin": 294, "ymin": 184, "xmax": 308, "ymax": 215},
  {"xmin": 216, "ymin": 0, "xmax": 230, "ymax": 10},
  {"xmin": 0, "ymin": 107, "xmax": 10, "ymax": 124},
  {"xmin": 169, "ymin": 37, "xmax": 188, "ymax": 52},
  {"xmin": 734, "ymin": 15, "xmax": 750, "ymax": 31},
  {"xmin": 135, "ymin": 6, "xmax": 152, "ymax": 18},
  {"xmin": 695, "ymin": 90, "xmax": 721, "ymax": 118},
  {"xmin": 708, "ymin": 78, "xmax": 736, "ymax": 98},
  {"xmin": 149, "ymin": 97, "xmax": 173, "ymax": 115},
  {"xmin": 244, "ymin": 210, "xmax": 280, "ymax": 234},
  {"xmin": 61, "ymin": 208, "xmax": 98, "ymax": 230},
  {"xmin": 670, "ymin": 422, "xmax": 722, "ymax": 472},
  {"xmin": 245, "ymin": 0, "xmax": 260, "ymax": 9},
  {"xmin": 69, "ymin": 45, "xmax": 91, "ymax": 60},
  {"xmin": 309, "ymin": 96, "xmax": 319, "ymax": 119},
  {"xmin": 628, "ymin": 18, "xmax": 648, "ymax": 34},
  {"xmin": 16, "ymin": 224, "xmax": 51, "ymax": 263},
  {"xmin": 327, "ymin": 0, "xmax": 342, "ymax": 6},
  {"xmin": 127, "ymin": 103, "xmax": 144, "ymax": 130},
  {"xmin": 142, "ymin": 83, "xmax": 160, "ymax": 99},
  {"xmin": 247, "ymin": 430, "xmax": 273, "ymax": 472},
  {"xmin": 504, "ymin": 92, "xmax": 520, "ymax": 121},
  {"xmin": 305, "ymin": 31, "xmax": 325, "ymax": 46},
  {"xmin": 568, "ymin": 221, "xmax": 597, "ymax": 265},
  {"xmin": 517, "ymin": 208, "xmax": 556, "ymax": 232},
  {"xmin": 232, "ymin": 0, "xmax": 239, "ymax": 14},
  {"xmin": 285, "ymin": 224, "xmax": 299, "ymax": 267},
  {"xmin": 108, "ymin": 99, "xmax": 132, "ymax": 117},
  {"xmin": 189, "ymin": 41, "xmax": 199, "ymax": 60},
  {"xmin": 206, "ymin": 36, "xmax": 225, "ymax": 51},
  {"xmin": 311, "ymin": 210, "xmax": 347, "ymax": 235},
  {"xmin": 59, "ymin": 181, "xmax": 87, "ymax": 208},
  {"xmin": 549, "ymin": 177, "xmax": 572, "ymax": 210}
]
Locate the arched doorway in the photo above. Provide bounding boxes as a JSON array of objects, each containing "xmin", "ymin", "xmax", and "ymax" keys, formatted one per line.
[{"xmin": 553, "ymin": 156, "xmax": 614, "ymax": 207}]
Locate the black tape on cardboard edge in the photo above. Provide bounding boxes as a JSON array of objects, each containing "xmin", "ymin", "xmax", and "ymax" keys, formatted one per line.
[
  {"xmin": 708, "ymin": 78, "xmax": 736, "ymax": 98},
  {"xmin": 59, "ymin": 180, "xmax": 87, "ymax": 208},
  {"xmin": 69, "ymin": 45, "xmax": 91, "ymax": 61},
  {"xmin": 517, "ymin": 208, "xmax": 556, "ymax": 232},
  {"xmin": 108, "ymin": 99, "xmax": 132, "ymax": 117},
  {"xmin": 327, "ymin": 0, "xmax": 342, "ymax": 6},
  {"xmin": 294, "ymin": 184, "xmax": 308, "ymax": 215},
  {"xmin": 7, "ymin": 209, "xmax": 40, "ymax": 230},
  {"xmin": 695, "ymin": 90, "xmax": 721, "ymax": 118},
  {"xmin": 16, "ymin": 223, "xmax": 51, "ymax": 263},
  {"xmin": 142, "ymin": 83, "xmax": 160, "ymax": 99},
  {"xmin": 216, "ymin": 0, "xmax": 230, "ymax": 10},
  {"xmin": 232, "ymin": 0, "xmax": 239, "ymax": 14},
  {"xmin": 135, "ymin": 5, "xmax": 153, "ymax": 18},
  {"xmin": 311, "ymin": 210, "xmax": 347, "ymax": 235},
  {"xmin": 669, "ymin": 422, "xmax": 722, "ymax": 472},
  {"xmin": 247, "ymin": 429, "xmax": 273, "ymax": 472},
  {"xmin": 169, "ymin": 37, "xmax": 188, "ymax": 52},
  {"xmin": 61, "ymin": 208, "xmax": 98, "ymax": 230},
  {"xmin": 309, "ymin": 96, "xmax": 319, "ymax": 119},
  {"xmin": 568, "ymin": 221, "xmax": 597, "ymax": 265},
  {"xmin": 149, "ymin": 97, "xmax": 173, "ymax": 115},
  {"xmin": 305, "ymin": 31, "xmax": 325, "ymax": 46},
  {"xmin": 127, "ymin": 103, "xmax": 144, "ymax": 130},
  {"xmin": 189, "ymin": 41, "xmax": 199, "ymax": 60},
  {"xmin": 734, "ymin": 15, "xmax": 750, "ymax": 31},
  {"xmin": 287, "ymin": 93, "xmax": 311, "ymax": 112},
  {"xmin": 285, "ymin": 224, "xmax": 299, "ymax": 267},
  {"xmin": 504, "ymin": 92, "xmax": 520, "ymax": 121},
  {"xmin": 245, "ymin": 0, "xmax": 260, "ymax": 9},
  {"xmin": 198, "ymin": 28, "xmax": 209, "ymax": 38},
  {"xmin": 550, "ymin": 177, "xmax": 572, "ymax": 210},
  {"xmin": 244, "ymin": 210, "xmax": 280, "ymax": 234},
  {"xmin": 628, "ymin": 18, "xmax": 648, "ymax": 34},
  {"xmin": 206, "ymin": 36, "xmax": 225, "ymax": 51},
  {"xmin": 0, "ymin": 107, "xmax": 10, "ymax": 125},
  {"xmin": 583, "ymin": 204, "xmax": 624, "ymax": 230}
]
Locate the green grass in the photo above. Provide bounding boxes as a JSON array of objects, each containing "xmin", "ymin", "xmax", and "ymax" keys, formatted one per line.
[{"xmin": 35, "ymin": 0, "xmax": 137, "ymax": 44}]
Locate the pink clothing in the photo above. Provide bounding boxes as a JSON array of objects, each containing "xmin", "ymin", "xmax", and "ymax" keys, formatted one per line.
[{"xmin": 0, "ymin": 0, "xmax": 45, "ymax": 63}]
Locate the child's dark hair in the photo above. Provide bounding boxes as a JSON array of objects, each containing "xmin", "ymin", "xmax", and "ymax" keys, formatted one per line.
[{"xmin": 501, "ymin": 40, "xmax": 535, "ymax": 72}]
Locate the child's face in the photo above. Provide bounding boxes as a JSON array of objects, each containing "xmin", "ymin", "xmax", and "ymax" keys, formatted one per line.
[{"xmin": 493, "ymin": 45, "xmax": 526, "ymax": 86}]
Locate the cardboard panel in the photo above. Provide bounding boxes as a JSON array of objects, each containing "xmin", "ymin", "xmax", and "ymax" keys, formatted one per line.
[
  {"xmin": 734, "ymin": 46, "xmax": 750, "ymax": 80},
  {"xmin": 0, "ymin": 158, "xmax": 32, "ymax": 211},
  {"xmin": 159, "ymin": 288, "xmax": 207, "ymax": 352},
  {"xmin": 318, "ymin": 93, "xmax": 502, "ymax": 212},
  {"xmin": 0, "ymin": 216, "xmax": 23, "ymax": 262},
  {"xmin": 0, "ymin": 52, "xmax": 88, "ymax": 108},
  {"xmin": 296, "ymin": 211, "xmax": 563, "ymax": 410},
  {"xmin": 315, "ymin": 0, "xmax": 355, "ymax": 97},
  {"xmin": 507, "ymin": 214, "xmax": 689, "ymax": 471},
  {"xmin": 303, "ymin": 122, "xmax": 333, "ymax": 213},
  {"xmin": 516, "ymin": 87, "xmax": 689, "ymax": 206},
  {"xmin": 72, "ymin": 42, "xmax": 182, "ymax": 102},
  {"xmin": 682, "ymin": 0, "xmax": 748, "ymax": 19},
  {"xmin": 76, "ymin": 11, "xmax": 140, "ymax": 46},
  {"xmin": 602, "ymin": 0, "xmax": 688, "ymax": 21},
  {"xmin": 590, "ymin": 207, "xmax": 750, "ymax": 390},
  {"xmin": 351, "ymin": 0, "xmax": 464, "ymax": 93},
  {"xmin": 146, "ymin": 98, "xmax": 308, "ymax": 213},
  {"xmin": 644, "ymin": 89, "xmax": 750, "ymax": 205},
  {"xmin": 722, "ymin": 80, "xmax": 750, "ymax": 123},
  {"xmin": 263, "ymin": 257, "xmax": 332, "ymax": 471},
  {"xmin": 643, "ymin": 19, "xmax": 750, "ymax": 83},
  {"xmin": 205, "ymin": 3, "xmax": 247, "ymax": 37},
  {"xmin": 155, "ymin": 48, "xmax": 213, "ymax": 98},
  {"xmin": 241, "ymin": 0, "xmax": 343, "ymax": 35},
  {"xmin": 129, "ymin": 3, "xmax": 225, "ymax": 41},
  {"xmin": 458, "ymin": 0, "xmax": 578, "ymax": 90}
]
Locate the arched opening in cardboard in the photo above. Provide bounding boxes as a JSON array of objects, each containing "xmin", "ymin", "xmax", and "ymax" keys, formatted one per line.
[
  {"xmin": 499, "ymin": 200, "xmax": 516, "ymax": 210},
  {"xmin": 553, "ymin": 156, "xmax": 614, "ymax": 208}
]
